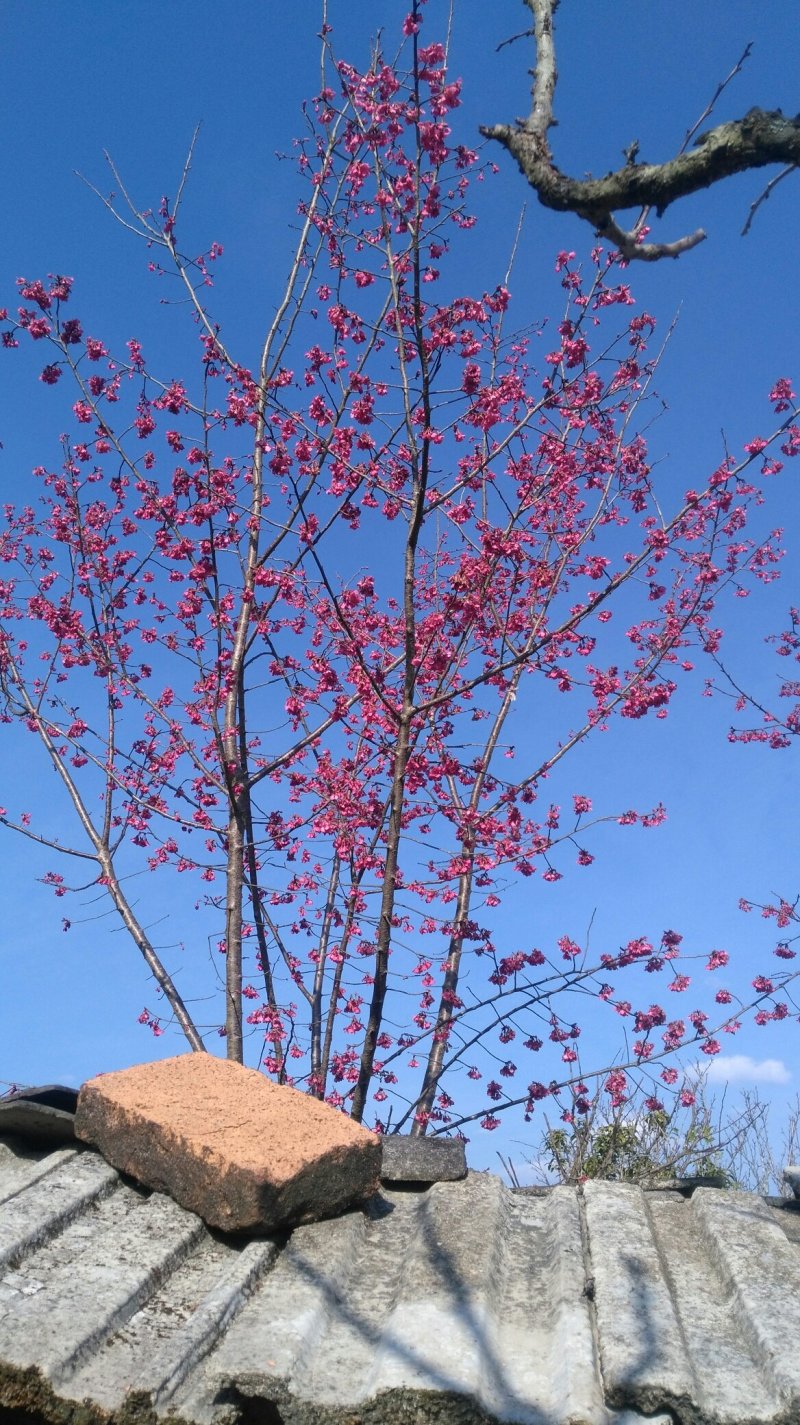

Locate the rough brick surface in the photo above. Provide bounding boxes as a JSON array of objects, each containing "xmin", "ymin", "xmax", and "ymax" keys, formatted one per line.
[
  {"xmin": 380, "ymin": 1136, "xmax": 466, "ymax": 1183},
  {"xmin": 74, "ymin": 1055, "xmax": 382, "ymax": 1234}
]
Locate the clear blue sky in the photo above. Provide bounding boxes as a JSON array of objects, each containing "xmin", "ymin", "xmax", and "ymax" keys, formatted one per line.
[{"xmin": 1, "ymin": 1, "xmax": 798, "ymax": 1171}]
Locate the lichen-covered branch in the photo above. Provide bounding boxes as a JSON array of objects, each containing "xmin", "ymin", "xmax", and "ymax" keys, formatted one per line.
[{"xmin": 483, "ymin": 0, "xmax": 800, "ymax": 260}]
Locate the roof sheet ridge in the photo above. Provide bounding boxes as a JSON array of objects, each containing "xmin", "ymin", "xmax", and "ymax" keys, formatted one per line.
[
  {"xmin": 0, "ymin": 1191, "xmax": 207, "ymax": 1389},
  {"xmin": 128, "ymin": 1237, "xmax": 278, "ymax": 1408},
  {"xmin": 519, "ymin": 1184, "xmax": 610, "ymax": 1424},
  {"xmin": 0, "ymin": 1149, "xmax": 119, "ymax": 1274},
  {"xmin": 582, "ymin": 1180, "xmax": 695, "ymax": 1418},
  {"xmin": 689, "ymin": 1187, "xmax": 800, "ymax": 1410},
  {"xmin": 0, "ymin": 1142, "xmax": 79, "ymax": 1209},
  {"xmin": 209, "ymin": 1197, "xmax": 372, "ymax": 1405},
  {"xmin": 317, "ymin": 1176, "xmax": 489, "ymax": 1406}
]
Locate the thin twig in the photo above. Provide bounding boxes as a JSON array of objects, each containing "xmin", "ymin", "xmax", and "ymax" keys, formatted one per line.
[{"xmin": 742, "ymin": 162, "xmax": 798, "ymax": 235}]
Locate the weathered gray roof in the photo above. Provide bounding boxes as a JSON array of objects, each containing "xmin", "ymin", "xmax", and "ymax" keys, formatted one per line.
[{"xmin": 2, "ymin": 1131, "xmax": 800, "ymax": 1425}]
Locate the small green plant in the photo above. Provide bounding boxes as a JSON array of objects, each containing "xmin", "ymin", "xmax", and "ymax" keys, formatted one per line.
[
  {"xmin": 498, "ymin": 1073, "xmax": 792, "ymax": 1189},
  {"xmin": 542, "ymin": 1103, "xmax": 729, "ymax": 1186}
]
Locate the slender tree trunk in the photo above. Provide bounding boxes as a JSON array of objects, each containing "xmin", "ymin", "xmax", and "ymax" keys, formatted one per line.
[
  {"xmin": 237, "ymin": 681, "xmax": 282, "ymax": 1070},
  {"xmin": 350, "ymin": 103, "xmax": 432, "ymax": 1118},
  {"xmin": 310, "ymin": 857, "xmax": 341, "ymax": 1092},
  {"xmin": 407, "ymin": 664, "xmax": 528, "ymax": 1129},
  {"xmin": 224, "ymin": 805, "xmax": 244, "ymax": 1061},
  {"xmin": 99, "ymin": 850, "xmax": 206, "ymax": 1052},
  {"xmin": 350, "ymin": 711, "xmax": 413, "ymax": 1122},
  {"xmin": 410, "ymin": 855, "xmax": 475, "ymax": 1133},
  {"xmin": 319, "ymin": 871, "xmax": 364, "ymax": 1096}
]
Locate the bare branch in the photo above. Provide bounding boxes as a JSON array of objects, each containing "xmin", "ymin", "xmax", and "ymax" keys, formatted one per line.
[
  {"xmin": 484, "ymin": 1, "xmax": 800, "ymax": 259},
  {"xmin": 679, "ymin": 43, "xmax": 753, "ymax": 153},
  {"xmin": 742, "ymin": 162, "xmax": 798, "ymax": 236}
]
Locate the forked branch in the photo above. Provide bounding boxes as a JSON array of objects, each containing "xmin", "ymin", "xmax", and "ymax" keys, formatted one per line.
[{"xmin": 482, "ymin": 0, "xmax": 800, "ymax": 260}]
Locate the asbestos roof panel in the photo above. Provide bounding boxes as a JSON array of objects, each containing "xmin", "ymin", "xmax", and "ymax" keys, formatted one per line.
[{"xmin": 1, "ymin": 1134, "xmax": 798, "ymax": 1425}]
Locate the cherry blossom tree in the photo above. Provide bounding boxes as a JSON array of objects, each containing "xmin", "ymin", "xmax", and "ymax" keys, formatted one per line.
[{"xmin": 1, "ymin": 8, "xmax": 798, "ymax": 1137}]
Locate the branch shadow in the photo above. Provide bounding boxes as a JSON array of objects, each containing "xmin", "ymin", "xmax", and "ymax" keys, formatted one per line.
[{"xmin": 221, "ymin": 1181, "xmax": 612, "ymax": 1425}]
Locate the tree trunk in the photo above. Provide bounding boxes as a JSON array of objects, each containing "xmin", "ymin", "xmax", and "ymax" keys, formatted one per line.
[{"xmin": 224, "ymin": 805, "xmax": 244, "ymax": 1061}]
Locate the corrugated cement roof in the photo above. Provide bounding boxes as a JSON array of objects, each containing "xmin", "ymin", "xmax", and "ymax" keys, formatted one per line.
[{"xmin": 2, "ymin": 1133, "xmax": 800, "ymax": 1425}]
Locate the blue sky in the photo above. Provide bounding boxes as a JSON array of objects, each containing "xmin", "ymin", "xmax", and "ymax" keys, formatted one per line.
[{"xmin": 1, "ymin": 1, "xmax": 798, "ymax": 1171}]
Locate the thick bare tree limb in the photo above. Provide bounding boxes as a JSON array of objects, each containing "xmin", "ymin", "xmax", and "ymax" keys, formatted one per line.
[{"xmin": 483, "ymin": 0, "xmax": 800, "ymax": 260}]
